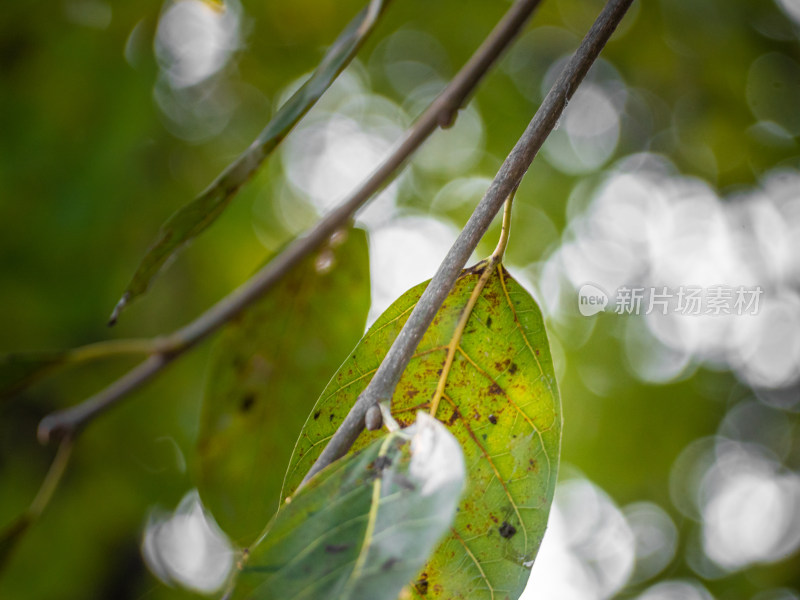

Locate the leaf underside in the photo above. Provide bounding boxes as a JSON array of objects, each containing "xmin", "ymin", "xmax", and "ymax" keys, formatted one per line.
[
  {"xmin": 283, "ymin": 261, "xmax": 562, "ymax": 600},
  {"xmin": 111, "ymin": 0, "xmax": 389, "ymax": 320},
  {"xmin": 196, "ymin": 228, "xmax": 370, "ymax": 546},
  {"xmin": 229, "ymin": 415, "xmax": 465, "ymax": 600}
]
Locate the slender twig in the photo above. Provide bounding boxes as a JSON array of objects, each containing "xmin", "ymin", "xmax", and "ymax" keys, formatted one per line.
[
  {"xmin": 29, "ymin": 438, "xmax": 73, "ymax": 517},
  {"xmin": 302, "ymin": 0, "xmax": 635, "ymax": 485},
  {"xmin": 428, "ymin": 187, "xmax": 516, "ymax": 419},
  {"xmin": 492, "ymin": 186, "xmax": 517, "ymax": 261},
  {"xmin": 37, "ymin": 0, "xmax": 544, "ymax": 445},
  {"xmin": 66, "ymin": 338, "xmax": 155, "ymax": 362},
  {"xmin": 0, "ymin": 438, "xmax": 74, "ymax": 570}
]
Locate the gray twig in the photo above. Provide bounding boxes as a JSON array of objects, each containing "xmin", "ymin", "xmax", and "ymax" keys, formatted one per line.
[
  {"xmin": 37, "ymin": 0, "xmax": 544, "ymax": 444},
  {"xmin": 301, "ymin": 0, "xmax": 635, "ymax": 486}
]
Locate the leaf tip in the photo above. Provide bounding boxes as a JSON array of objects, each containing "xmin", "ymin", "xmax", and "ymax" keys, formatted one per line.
[{"xmin": 107, "ymin": 292, "xmax": 130, "ymax": 327}]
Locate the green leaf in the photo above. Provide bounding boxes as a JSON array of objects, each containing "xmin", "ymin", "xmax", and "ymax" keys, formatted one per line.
[
  {"xmin": 196, "ymin": 228, "xmax": 371, "ymax": 546},
  {"xmin": 228, "ymin": 413, "xmax": 465, "ymax": 600},
  {"xmin": 110, "ymin": 0, "xmax": 390, "ymax": 322},
  {"xmin": 0, "ymin": 352, "xmax": 67, "ymax": 399},
  {"xmin": 283, "ymin": 261, "xmax": 562, "ymax": 599}
]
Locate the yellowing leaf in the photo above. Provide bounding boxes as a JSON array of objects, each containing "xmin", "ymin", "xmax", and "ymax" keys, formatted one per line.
[
  {"xmin": 196, "ymin": 228, "xmax": 370, "ymax": 545},
  {"xmin": 283, "ymin": 261, "xmax": 561, "ymax": 600}
]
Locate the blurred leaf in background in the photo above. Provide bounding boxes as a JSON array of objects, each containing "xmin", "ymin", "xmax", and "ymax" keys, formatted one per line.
[
  {"xmin": 1, "ymin": 0, "xmax": 800, "ymax": 599},
  {"xmin": 197, "ymin": 227, "xmax": 370, "ymax": 546}
]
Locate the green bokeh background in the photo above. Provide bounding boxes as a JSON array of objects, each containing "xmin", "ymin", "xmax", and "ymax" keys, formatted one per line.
[{"xmin": 1, "ymin": 0, "xmax": 799, "ymax": 598}]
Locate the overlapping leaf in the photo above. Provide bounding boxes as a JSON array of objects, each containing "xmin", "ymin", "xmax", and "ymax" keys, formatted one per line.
[
  {"xmin": 228, "ymin": 413, "xmax": 465, "ymax": 600},
  {"xmin": 283, "ymin": 261, "xmax": 562, "ymax": 599},
  {"xmin": 196, "ymin": 228, "xmax": 370, "ymax": 545},
  {"xmin": 110, "ymin": 0, "xmax": 390, "ymax": 321}
]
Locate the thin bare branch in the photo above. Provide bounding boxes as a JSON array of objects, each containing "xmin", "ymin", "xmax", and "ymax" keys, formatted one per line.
[
  {"xmin": 37, "ymin": 0, "xmax": 544, "ymax": 445},
  {"xmin": 302, "ymin": 0, "xmax": 635, "ymax": 486},
  {"xmin": 0, "ymin": 438, "xmax": 73, "ymax": 570}
]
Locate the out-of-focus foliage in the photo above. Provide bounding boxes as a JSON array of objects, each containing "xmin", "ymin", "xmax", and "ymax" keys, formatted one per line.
[
  {"xmin": 112, "ymin": 0, "xmax": 387, "ymax": 320},
  {"xmin": 284, "ymin": 261, "xmax": 561, "ymax": 599},
  {"xmin": 1, "ymin": 0, "xmax": 799, "ymax": 599},
  {"xmin": 197, "ymin": 228, "xmax": 370, "ymax": 546}
]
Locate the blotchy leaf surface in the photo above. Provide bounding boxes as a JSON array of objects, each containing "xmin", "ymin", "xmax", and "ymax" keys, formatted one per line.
[
  {"xmin": 229, "ymin": 413, "xmax": 465, "ymax": 600},
  {"xmin": 196, "ymin": 228, "xmax": 370, "ymax": 545},
  {"xmin": 283, "ymin": 262, "xmax": 562, "ymax": 600},
  {"xmin": 111, "ymin": 0, "xmax": 389, "ymax": 321}
]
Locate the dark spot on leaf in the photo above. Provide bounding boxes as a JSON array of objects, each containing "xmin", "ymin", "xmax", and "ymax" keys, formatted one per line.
[
  {"xmin": 381, "ymin": 557, "xmax": 400, "ymax": 571},
  {"xmin": 486, "ymin": 316, "xmax": 492, "ymax": 328},
  {"xmin": 499, "ymin": 521, "xmax": 517, "ymax": 539},
  {"xmin": 490, "ymin": 514, "xmax": 499, "ymax": 523},
  {"xmin": 405, "ymin": 388, "xmax": 419, "ymax": 399},
  {"xmin": 509, "ymin": 363, "xmax": 518, "ymax": 374},
  {"xmin": 325, "ymin": 544, "xmax": 350, "ymax": 553},
  {"xmin": 535, "ymin": 348, "xmax": 540, "ymax": 356},
  {"xmin": 482, "ymin": 434, "xmax": 487, "ymax": 441},
  {"xmin": 313, "ymin": 410, "xmax": 321, "ymax": 420},
  {"xmin": 373, "ymin": 455, "xmax": 392, "ymax": 472},
  {"xmin": 239, "ymin": 394, "xmax": 256, "ymax": 412},
  {"xmin": 329, "ymin": 414, "xmax": 334, "ymax": 421},
  {"xmin": 489, "ymin": 383, "xmax": 503, "ymax": 395},
  {"xmin": 495, "ymin": 358, "xmax": 510, "ymax": 371},
  {"xmin": 447, "ymin": 408, "xmax": 460, "ymax": 426},
  {"xmin": 488, "ymin": 414, "xmax": 497, "ymax": 425},
  {"xmin": 415, "ymin": 574, "xmax": 429, "ymax": 594}
]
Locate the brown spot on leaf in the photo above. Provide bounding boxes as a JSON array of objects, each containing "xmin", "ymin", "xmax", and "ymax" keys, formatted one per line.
[
  {"xmin": 509, "ymin": 363, "xmax": 518, "ymax": 374},
  {"xmin": 313, "ymin": 410, "xmax": 321, "ymax": 420},
  {"xmin": 499, "ymin": 521, "xmax": 517, "ymax": 539},
  {"xmin": 447, "ymin": 408, "xmax": 461, "ymax": 426},
  {"xmin": 488, "ymin": 383, "xmax": 503, "ymax": 395},
  {"xmin": 486, "ymin": 316, "xmax": 493, "ymax": 328},
  {"xmin": 488, "ymin": 414, "xmax": 497, "ymax": 425},
  {"xmin": 414, "ymin": 574, "xmax": 429, "ymax": 595},
  {"xmin": 405, "ymin": 388, "xmax": 419, "ymax": 399}
]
